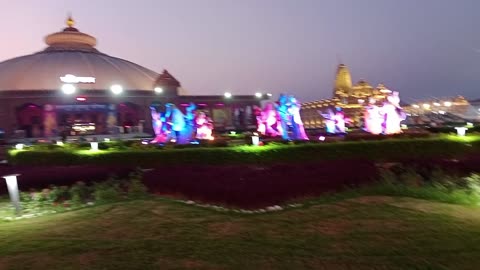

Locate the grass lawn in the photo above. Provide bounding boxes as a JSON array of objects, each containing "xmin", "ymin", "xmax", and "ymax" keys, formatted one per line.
[{"xmin": 0, "ymin": 196, "xmax": 480, "ymax": 269}]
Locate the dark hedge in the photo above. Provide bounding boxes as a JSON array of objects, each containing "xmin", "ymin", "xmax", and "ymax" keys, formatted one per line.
[{"xmin": 8, "ymin": 137, "xmax": 480, "ymax": 167}]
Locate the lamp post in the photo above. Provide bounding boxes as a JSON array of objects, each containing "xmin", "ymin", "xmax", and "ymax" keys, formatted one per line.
[
  {"xmin": 252, "ymin": 133, "xmax": 260, "ymax": 146},
  {"xmin": 3, "ymin": 174, "xmax": 21, "ymax": 215},
  {"xmin": 455, "ymin": 127, "xmax": 467, "ymax": 136}
]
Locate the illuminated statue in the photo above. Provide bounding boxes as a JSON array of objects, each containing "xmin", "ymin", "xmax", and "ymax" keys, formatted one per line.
[
  {"xmin": 165, "ymin": 103, "xmax": 188, "ymax": 143},
  {"xmin": 150, "ymin": 106, "xmax": 167, "ymax": 143},
  {"xmin": 364, "ymin": 98, "xmax": 383, "ymax": 135},
  {"xmin": 319, "ymin": 108, "xmax": 336, "ymax": 134},
  {"xmin": 381, "ymin": 91, "xmax": 406, "ymax": 135},
  {"xmin": 272, "ymin": 94, "xmax": 309, "ymax": 140},
  {"xmin": 288, "ymin": 96, "xmax": 309, "ymax": 140},
  {"xmin": 184, "ymin": 102, "xmax": 197, "ymax": 141},
  {"xmin": 319, "ymin": 107, "xmax": 350, "ymax": 134},
  {"xmin": 257, "ymin": 102, "xmax": 282, "ymax": 137},
  {"xmin": 195, "ymin": 112, "xmax": 214, "ymax": 140},
  {"xmin": 276, "ymin": 94, "xmax": 292, "ymax": 140}
]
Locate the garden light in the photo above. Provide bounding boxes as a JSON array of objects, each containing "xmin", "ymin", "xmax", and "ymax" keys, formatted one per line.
[
  {"xmin": 455, "ymin": 127, "xmax": 467, "ymax": 136},
  {"xmin": 444, "ymin": 101, "xmax": 452, "ymax": 107},
  {"xmin": 255, "ymin": 92, "xmax": 262, "ymax": 98},
  {"xmin": 104, "ymin": 138, "xmax": 111, "ymax": 142},
  {"xmin": 56, "ymin": 141, "xmax": 64, "ymax": 146},
  {"xmin": 15, "ymin": 144, "xmax": 24, "ymax": 150},
  {"xmin": 3, "ymin": 174, "xmax": 21, "ymax": 215},
  {"xmin": 252, "ymin": 133, "xmax": 260, "ymax": 146},
  {"xmin": 318, "ymin": 136, "xmax": 326, "ymax": 141},
  {"xmin": 90, "ymin": 142, "xmax": 99, "ymax": 151},
  {"xmin": 224, "ymin": 92, "xmax": 232, "ymax": 98},
  {"xmin": 154, "ymin": 87, "xmax": 163, "ymax": 94}
]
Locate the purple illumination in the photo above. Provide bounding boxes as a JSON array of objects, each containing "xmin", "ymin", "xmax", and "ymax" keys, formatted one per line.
[
  {"xmin": 197, "ymin": 103, "xmax": 208, "ymax": 106},
  {"xmin": 180, "ymin": 103, "xmax": 189, "ymax": 107},
  {"xmin": 215, "ymin": 103, "xmax": 225, "ymax": 106},
  {"xmin": 318, "ymin": 136, "xmax": 326, "ymax": 141}
]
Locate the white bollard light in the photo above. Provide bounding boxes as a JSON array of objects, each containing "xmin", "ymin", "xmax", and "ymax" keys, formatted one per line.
[
  {"xmin": 252, "ymin": 135, "xmax": 259, "ymax": 146},
  {"xmin": 90, "ymin": 142, "xmax": 99, "ymax": 151},
  {"xmin": 455, "ymin": 127, "xmax": 467, "ymax": 136},
  {"xmin": 3, "ymin": 174, "xmax": 21, "ymax": 215},
  {"xmin": 15, "ymin": 144, "xmax": 24, "ymax": 150}
]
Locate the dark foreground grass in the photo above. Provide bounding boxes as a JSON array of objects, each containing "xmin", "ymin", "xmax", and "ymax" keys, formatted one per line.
[{"xmin": 1, "ymin": 195, "xmax": 480, "ymax": 270}]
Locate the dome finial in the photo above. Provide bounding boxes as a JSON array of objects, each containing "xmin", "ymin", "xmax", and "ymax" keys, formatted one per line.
[{"xmin": 66, "ymin": 13, "xmax": 75, "ymax": 28}]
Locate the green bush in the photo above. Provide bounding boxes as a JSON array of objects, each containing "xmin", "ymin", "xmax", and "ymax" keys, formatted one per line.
[
  {"xmin": 93, "ymin": 179, "xmax": 122, "ymax": 203},
  {"xmin": 69, "ymin": 181, "xmax": 91, "ymax": 205},
  {"xmin": 48, "ymin": 185, "xmax": 70, "ymax": 202},
  {"xmin": 126, "ymin": 170, "xmax": 148, "ymax": 199},
  {"xmin": 8, "ymin": 137, "xmax": 480, "ymax": 166}
]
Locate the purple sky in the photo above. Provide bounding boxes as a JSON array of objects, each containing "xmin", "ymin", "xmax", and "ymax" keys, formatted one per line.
[{"xmin": 1, "ymin": 0, "xmax": 479, "ymax": 103}]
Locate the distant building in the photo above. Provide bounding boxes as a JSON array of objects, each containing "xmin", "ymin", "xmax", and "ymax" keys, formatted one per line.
[
  {"xmin": 301, "ymin": 64, "xmax": 393, "ymax": 129},
  {"xmin": 0, "ymin": 17, "xmax": 266, "ymax": 138},
  {"xmin": 403, "ymin": 96, "xmax": 479, "ymax": 124}
]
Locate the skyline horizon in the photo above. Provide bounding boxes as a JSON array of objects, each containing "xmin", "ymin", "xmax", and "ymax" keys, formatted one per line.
[{"xmin": 1, "ymin": 0, "xmax": 479, "ymax": 103}]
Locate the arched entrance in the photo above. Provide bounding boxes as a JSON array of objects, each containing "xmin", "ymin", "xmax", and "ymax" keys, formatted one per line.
[
  {"xmin": 117, "ymin": 102, "xmax": 141, "ymax": 133},
  {"xmin": 16, "ymin": 103, "xmax": 43, "ymax": 138}
]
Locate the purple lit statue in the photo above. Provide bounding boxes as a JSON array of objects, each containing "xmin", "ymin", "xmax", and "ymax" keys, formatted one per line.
[
  {"xmin": 150, "ymin": 106, "xmax": 167, "ymax": 143},
  {"xmin": 381, "ymin": 91, "xmax": 406, "ymax": 135},
  {"xmin": 364, "ymin": 98, "xmax": 383, "ymax": 135}
]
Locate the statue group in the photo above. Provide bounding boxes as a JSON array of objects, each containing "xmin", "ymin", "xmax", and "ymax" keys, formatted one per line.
[
  {"xmin": 255, "ymin": 94, "xmax": 309, "ymax": 140},
  {"xmin": 150, "ymin": 102, "xmax": 214, "ymax": 144},
  {"xmin": 364, "ymin": 91, "xmax": 406, "ymax": 135},
  {"xmin": 318, "ymin": 91, "xmax": 406, "ymax": 135}
]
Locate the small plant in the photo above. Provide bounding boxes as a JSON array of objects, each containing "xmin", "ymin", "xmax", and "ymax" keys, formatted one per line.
[
  {"xmin": 93, "ymin": 179, "xmax": 122, "ymax": 203},
  {"xmin": 126, "ymin": 170, "xmax": 148, "ymax": 199},
  {"xmin": 69, "ymin": 181, "xmax": 91, "ymax": 205},
  {"xmin": 465, "ymin": 173, "xmax": 480, "ymax": 196},
  {"xmin": 48, "ymin": 185, "xmax": 70, "ymax": 202}
]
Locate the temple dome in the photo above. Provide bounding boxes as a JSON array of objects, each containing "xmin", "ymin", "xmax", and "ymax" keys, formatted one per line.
[{"xmin": 0, "ymin": 16, "xmax": 159, "ymax": 91}]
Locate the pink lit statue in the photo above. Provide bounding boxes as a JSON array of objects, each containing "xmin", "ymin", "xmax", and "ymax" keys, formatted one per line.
[
  {"xmin": 150, "ymin": 106, "xmax": 167, "ymax": 143},
  {"xmin": 195, "ymin": 112, "xmax": 214, "ymax": 140},
  {"xmin": 381, "ymin": 91, "xmax": 406, "ymax": 135},
  {"xmin": 257, "ymin": 102, "xmax": 283, "ymax": 137},
  {"xmin": 364, "ymin": 98, "xmax": 383, "ymax": 135}
]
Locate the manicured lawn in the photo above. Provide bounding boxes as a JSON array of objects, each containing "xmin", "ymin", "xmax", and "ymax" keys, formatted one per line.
[{"xmin": 1, "ymin": 196, "xmax": 480, "ymax": 269}]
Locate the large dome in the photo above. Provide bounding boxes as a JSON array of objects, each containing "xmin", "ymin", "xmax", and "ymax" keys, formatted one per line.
[{"xmin": 0, "ymin": 17, "xmax": 159, "ymax": 91}]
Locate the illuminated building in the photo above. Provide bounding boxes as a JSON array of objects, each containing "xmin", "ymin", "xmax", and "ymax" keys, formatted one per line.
[
  {"xmin": 403, "ymin": 96, "xmax": 479, "ymax": 125},
  {"xmin": 301, "ymin": 64, "xmax": 393, "ymax": 129},
  {"xmin": 0, "ymin": 17, "xmax": 266, "ymax": 138}
]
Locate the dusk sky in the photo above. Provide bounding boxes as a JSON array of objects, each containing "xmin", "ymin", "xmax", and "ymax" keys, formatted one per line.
[{"xmin": 1, "ymin": 0, "xmax": 479, "ymax": 103}]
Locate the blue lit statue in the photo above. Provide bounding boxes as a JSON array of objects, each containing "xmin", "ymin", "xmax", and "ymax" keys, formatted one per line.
[
  {"xmin": 276, "ymin": 94, "xmax": 292, "ymax": 140},
  {"xmin": 275, "ymin": 93, "xmax": 309, "ymax": 140}
]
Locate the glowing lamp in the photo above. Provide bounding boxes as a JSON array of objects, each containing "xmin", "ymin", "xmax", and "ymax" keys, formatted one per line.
[
  {"xmin": 467, "ymin": 122, "xmax": 474, "ymax": 127},
  {"xmin": 422, "ymin": 103, "xmax": 431, "ymax": 109},
  {"xmin": 61, "ymin": 83, "xmax": 76, "ymax": 95},
  {"xmin": 3, "ymin": 174, "xmax": 21, "ymax": 215},
  {"xmin": 251, "ymin": 135, "xmax": 259, "ymax": 146},
  {"xmin": 318, "ymin": 136, "xmax": 326, "ymax": 141},
  {"xmin": 56, "ymin": 141, "xmax": 64, "ymax": 146},
  {"xmin": 104, "ymin": 138, "xmax": 111, "ymax": 142},
  {"xmin": 433, "ymin": 102, "xmax": 440, "ymax": 106},
  {"xmin": 455, "ymin": 127, "xmax": 467, "ymax": 136},
  {"xmin": 412, "ymin": 104, "xmax": 420, "ymax": 108},
  {"xmin": 90, "ymin": 142, "xmax": 99, "ymax": 151},
  {"xmin": 154, "ymin": 87, "xmax": 163, "ymax": 94},
  {"xmin": 15, "ymin": 144, "xmax": 24, "ymax": 150},
  {"xmin": 358, "ymin": 99, "xmax": 365, "ymax": 104},
  {"xmin": 111, "ymin": 84, "xmax": 123, "ymax": 95},
  {"xmin": 255, "ymin": 92, "xmax": 262, "ymax": 98},
  {"xmin": 401, "ymin": 124, "xmax": 408, "ymax": 130},
  {"xmin": 444, "ymin": 101, "xmax": 452, "ymax": 107},
  {"xmin": 224, "ymin": 92, "xmax": 232, "ymax": 98},
  {"xmin": 267, "ymin": 93, "xmax": 273, "ymax": 97}
]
